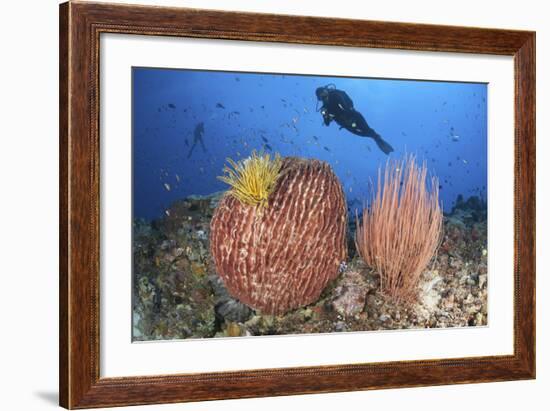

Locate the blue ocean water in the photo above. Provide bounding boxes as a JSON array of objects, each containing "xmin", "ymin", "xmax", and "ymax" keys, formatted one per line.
[{"xmin": 132, "ymin": 67, "xmax": 487, "ymax": 221}]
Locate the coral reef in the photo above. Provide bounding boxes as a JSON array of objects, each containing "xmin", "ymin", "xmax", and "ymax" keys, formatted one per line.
[
  {"xmin": 210, "ymin": 156, "xmax": 348, "ymax": 315},
  {"xmin": 132, "ymin": 210, "xmax": 217, "ymax": 340},
  {"xmin": 355, "ymin": 156, "xmax": 443, "ymax": 304},
  {"xmin": 133, "ymin": 192, "xmax": 487, "ymax": 341}
]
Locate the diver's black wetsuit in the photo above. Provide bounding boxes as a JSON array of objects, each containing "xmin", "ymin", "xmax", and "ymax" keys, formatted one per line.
[
  {"xmin": 316, "ymin": 85, "xmax": 394, "ymax": 155},
  {"xmin": 187, "ymin": 122, "xmax": 206, "ymax": 158}
]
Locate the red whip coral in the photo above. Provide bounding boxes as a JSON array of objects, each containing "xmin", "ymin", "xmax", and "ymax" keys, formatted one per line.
[
  {"xmin": 210, "ymin": 156, "xmax": 347, "ymax": 315},
  {"xmin": 355, "ymin": 155, "xmax": 443, "ymax": 304}
]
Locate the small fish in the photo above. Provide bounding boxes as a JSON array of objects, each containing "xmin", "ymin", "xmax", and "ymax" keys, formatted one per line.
[
  {"xmin": 401, "ymin": 131, "xmax": 407, "ymax": 136},
  {"xmin": 312, "ymin": 136, "xmax": 319, "ymax": 141},
  {"xmin": 168, "ymin": 103, "xmax": 176, "ymax": 109},
  {"xmin": 323, "ymin": 146, "xmax": 331, "ymax": 152},
  {"xmin": 163, "ymin": 183, "xmax": 171, "ymax": 191},
  {"xmin": 235, "ymin": 77, "xmax": 240, "ymax": 82},
  {"xmin": 451, "ymin": 135, "xmax": 460, "ymax": 142},
  {"xmin": 164, "ymin": 210, "xmax": 171, "ymax": 217},
  {"xmin": 175, "ymin": 174, "xmax": 180, "ymax": 182},
  {"xmin": 261, "ymin": 136, "xmax": 269, "ymax": 143},
  {"xmin": 463, "ymin": 159, "xmax": 468, "ymax": 164},
  {"xmin": 216, "ymin": 103, "xmax": 225, "ymax": 109},
  {"xmin": 264, "ymin": 144, "xmax": 273, "ymax": 151}
]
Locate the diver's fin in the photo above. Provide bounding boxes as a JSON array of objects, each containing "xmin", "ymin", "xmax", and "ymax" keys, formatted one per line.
[{"xmin": 373, "ymin": 134, "xmax": 394, "ymax": 155}]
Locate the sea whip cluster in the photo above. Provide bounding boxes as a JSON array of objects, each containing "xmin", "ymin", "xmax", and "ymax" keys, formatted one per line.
[{"xmin": 355, "ymin": 155, "xmax": 443, "ymax": 304}]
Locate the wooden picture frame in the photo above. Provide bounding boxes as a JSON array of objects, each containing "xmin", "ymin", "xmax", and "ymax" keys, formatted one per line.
[{"xmin": 59, "ymin": 1, "xmax": 535, "ymax": 408}]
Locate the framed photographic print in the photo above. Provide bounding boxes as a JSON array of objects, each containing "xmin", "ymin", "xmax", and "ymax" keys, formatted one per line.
[{"xmin": 59, "ymin": 1, "xmax": 535, "ymax": 409}]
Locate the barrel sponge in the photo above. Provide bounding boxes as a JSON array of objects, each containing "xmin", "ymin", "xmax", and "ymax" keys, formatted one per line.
[{"xmin": 210, "ymin": 156, "xmax": 347, "ymax": 315}]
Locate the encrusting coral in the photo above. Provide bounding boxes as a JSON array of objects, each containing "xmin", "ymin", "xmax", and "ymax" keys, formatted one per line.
[
  {"xmin": 210, "ymin": 155, "xmax": 347, "ymax": 315},
  {"xmin": 355, "ymin": 155, "xmax": 443, "ymax": 304}
]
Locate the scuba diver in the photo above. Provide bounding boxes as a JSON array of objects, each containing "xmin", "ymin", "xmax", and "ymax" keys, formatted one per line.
[
  {"xmin": 315, "ymin": 84, "xmax": 394, "ymax": 155},
  {"xmin": 187, "ymin": 122, "xmax": 206, "ymax": 158}
]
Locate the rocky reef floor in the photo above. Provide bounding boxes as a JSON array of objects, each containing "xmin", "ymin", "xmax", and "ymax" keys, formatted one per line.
[{"xmin": 133, "ymin": 192, "xmax": 488, "ymax": 341}]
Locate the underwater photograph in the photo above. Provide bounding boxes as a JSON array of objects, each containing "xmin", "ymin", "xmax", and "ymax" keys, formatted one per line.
[{"xmin": 132, "ymin": 67, "xmax": 488, "ymax": 341}]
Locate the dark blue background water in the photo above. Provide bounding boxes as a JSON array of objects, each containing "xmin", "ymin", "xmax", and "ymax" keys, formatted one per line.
[{"xmin": 133, "ymin": 67, "xmax": 487, "ymax": 221}]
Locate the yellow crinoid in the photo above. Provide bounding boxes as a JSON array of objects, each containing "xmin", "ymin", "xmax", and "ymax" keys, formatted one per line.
[{"xmin": 218, "ymin": 150, "xmax": 283, "ymax": 208}]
